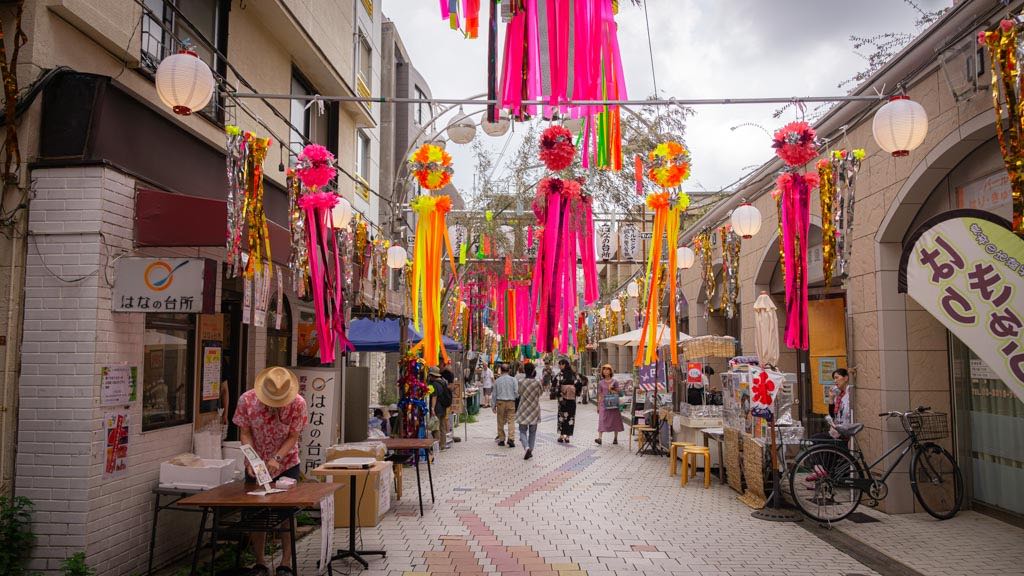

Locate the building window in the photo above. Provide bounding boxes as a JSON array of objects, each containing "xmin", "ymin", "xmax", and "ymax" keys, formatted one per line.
[
  {"xmin": 360, "ymin": 0, "xmax": 373, "ymax": 17},
  {"xmin": 266, "ymin": 297, "xmax": 292, "ymax": 368},
  {"xmin": 356, "ymin": 130, "xmax": 371, "ymax": 200},
  {"xmin": 289, "ymin": 71, "xmax": 332, "ymax": 160},
  {"xmin": 141, "ymin": 0, "xmax": 227, "ymax": 121},
  {"xmin": 143, "ymin": 313, "xmax": 195, "ymax": 431},
  {"xmin": 357, "ymin": 33, "xmax": 372, "ymax": 98},
  {"xmin": 414, "ymin": 86, "xmax": 430, "ymax": 126}
]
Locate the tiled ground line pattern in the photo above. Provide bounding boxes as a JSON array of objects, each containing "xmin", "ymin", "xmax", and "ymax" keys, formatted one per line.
[{"xmin": 496, "ymin": 450, "xmax": 600, "ymax": 508}]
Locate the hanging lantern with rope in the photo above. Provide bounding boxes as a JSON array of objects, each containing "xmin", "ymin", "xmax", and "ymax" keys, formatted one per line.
[
  {"xmin": 872, "ymin": 95, "xmax": 928, "ymax": 157},
  {"xmin": 155, "ymin": 50, "xmax": 216, "ymax": 116},
  {"xmin": 730, "ymin": 203, "xmax": 762, "ymax": 239}
]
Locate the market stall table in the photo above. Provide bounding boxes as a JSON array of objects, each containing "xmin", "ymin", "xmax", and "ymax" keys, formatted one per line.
[
  {"xmin": 382, "ymin": 437, "xmax": 436, "ymax": 516},
  {"xmin": 178, "ymin": 480, "xmax": 341, "ymax": 576},
  {"xmin": 309, "ymin": 465, "xmax": 389, "ymax": 569},
  {"xmin": 701, "ymin": 427, "xmax": 727, "ymax": 484},
  {"xmin": 147, "ymin": 486, "xmax": 205, "ymax": 575}
]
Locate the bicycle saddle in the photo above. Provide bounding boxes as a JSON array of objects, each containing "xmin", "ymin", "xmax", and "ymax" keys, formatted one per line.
[{"xmin": 837, "ymin": 423, "xmax": 864, "ymax": 437}]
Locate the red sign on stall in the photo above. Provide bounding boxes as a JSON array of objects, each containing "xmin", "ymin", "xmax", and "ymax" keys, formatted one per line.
[{"xmin": 686, "ymin": 362, "xmax": 703, "ymax": 386}]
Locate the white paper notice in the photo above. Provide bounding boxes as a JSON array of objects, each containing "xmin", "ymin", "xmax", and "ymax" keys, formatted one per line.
[
  {"xmin": 319, "ymin": 494, "xmax": 335, "ymax": 574},
  {"xmin": 101, "ymin": 365, "xmax": 136, "ymax": 405},
  {"xmin": 239, "ymin": 443, "xmax": 273, "ymax": 488},
  {"xmin": 242, "ymin": 275, "xmax": 252, "ymax": 325},
  {"xmin": 275, "ymin": 269, "xmax": 284, "ymax": 330}
]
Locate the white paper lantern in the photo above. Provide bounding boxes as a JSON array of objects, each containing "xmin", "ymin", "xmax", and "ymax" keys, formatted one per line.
[
  {"xmin": 677, "ymin": 246, "xmax": 695, "ymax": 270},
  {"xmin": 599, "ymin": 307, "xmax": 607, "ymax": 319},
  {"xmin": 331, "ymin": 198, "xmax": 353, "ymax": 229},
  {"xmin": 386, "ymin": 245, "xmax": 408, "ymax": 269},
  {"xmin": 730, "ymin": 203, "xmax": 762, "ymax": 239},
  {"xmin": 626, "ymin": 281, "xmax": 640, "ymax": 298},
  {"xmin": 872, "ymin": 96, "xmax": 928, "ymax": 157},
  {"xmin": 155, "ymin": 50, "xmax": 216, "ymax": 116},
  {"xmin": 481, "ymin": 113, "xmax": 510, "ymax": 137},
  {"xmin": 446, "ymin": 109, "xmax": 477, "ymax": 144},
  {"xmin": 610, "ymin": 298, "xmax": 622, "ymax": 312}
]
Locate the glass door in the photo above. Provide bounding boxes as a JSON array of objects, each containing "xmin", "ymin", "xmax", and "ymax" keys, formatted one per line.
[{"xmin": 950, "ymin": 334, "xmax": 1024, "ymax": 516}]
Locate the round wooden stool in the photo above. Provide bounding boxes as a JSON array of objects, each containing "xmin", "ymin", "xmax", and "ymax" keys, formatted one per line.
[
  {"xmin": 669, "ymin": 441, "xmax": 695, "ymax": 476},
  {"xmin": 681, "ymin": 446, "xmax": 712, "ymax": 488}
]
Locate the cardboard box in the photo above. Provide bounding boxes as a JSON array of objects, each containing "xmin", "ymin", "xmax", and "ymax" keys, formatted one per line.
[
  {"xmin": 327, "ymin": 442, "xmax": 386, "ymax": 462},
  {"xmin": 321, "ymin": 461, "xmax": 393, "ymax": 527}
]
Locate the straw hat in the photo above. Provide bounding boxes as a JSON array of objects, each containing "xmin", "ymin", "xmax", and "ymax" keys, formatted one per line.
[
  {"xmin": 254, "ymin": 366, "xmax": 299, "ymax": 408},
  {"xmin": 428, "ymin": 366, "xmax": 442, "ymax": 378},
  {"xmin": 600, "ymin": 363, "xmax": 614, "ymax": 375}
]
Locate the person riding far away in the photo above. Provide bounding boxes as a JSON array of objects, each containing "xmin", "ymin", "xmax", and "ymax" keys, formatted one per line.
[{"xmin": 493, "ymin": 363, "xmax": 519, "ymax": 447}]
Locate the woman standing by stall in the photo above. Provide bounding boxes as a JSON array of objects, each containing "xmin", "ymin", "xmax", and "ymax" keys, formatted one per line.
[
  {"xmin": 594, "ymin": 364, "xmax": 624, "ymax": 445},
  {"xmin": 555, "ymin": 359, "xmax": 577, "ymax": 443}
]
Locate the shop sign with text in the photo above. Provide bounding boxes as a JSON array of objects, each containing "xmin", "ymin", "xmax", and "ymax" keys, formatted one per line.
[
  {"xmin": 113, "ymin": 258, "xmax": 216, "ymax": 313},
  {"xmin": 900, "ymin": 212, "xmax": 1024, "ymax": 403}
]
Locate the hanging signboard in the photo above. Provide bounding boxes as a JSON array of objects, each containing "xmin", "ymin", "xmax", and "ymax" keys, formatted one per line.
[
  {"xmin": 898, "ymin": 211, "xmax": 1024, "ymax": 403},
  {"xmin": 686, "ymin": 362, "xmax": 703, "ymax": 386},
  {"xmin": 293, "ymin": 367, "xmax": 338, "ymax": 474},
  {"xmin": 619, "ymin": 224, "xmax": 640, "ymax": 261},
  {"xmin": 596, "ymin": 222, "xmax": 616, "ymax": 261},
  {"xmin": 113, "ymin": 258, "xmax": 216, "ymax": 313},
  {"xmin": 638, "ymin": 360, "xmax": 666, "ymax": 391}
]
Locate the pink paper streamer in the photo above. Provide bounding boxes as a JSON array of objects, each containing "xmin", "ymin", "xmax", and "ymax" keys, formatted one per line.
[{"xmin": 782, "ymin": 173, "xmax": 812, "ymax": 350}]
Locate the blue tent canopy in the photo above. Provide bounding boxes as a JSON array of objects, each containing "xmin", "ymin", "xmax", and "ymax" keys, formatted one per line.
[{"xmin": 347, "ymin": 318, "xmax": 463, "ymax": 352}]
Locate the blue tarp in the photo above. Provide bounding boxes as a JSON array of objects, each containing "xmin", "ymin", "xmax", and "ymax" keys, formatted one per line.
[{"xmin": 347, "ymin": 318, "xmax": 463, "ymax": 352}]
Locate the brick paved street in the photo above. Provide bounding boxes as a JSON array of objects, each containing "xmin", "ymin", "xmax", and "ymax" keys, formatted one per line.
[{"xmin": 286, "ymin": 399, "xmax": 1024, "ymax": 576}]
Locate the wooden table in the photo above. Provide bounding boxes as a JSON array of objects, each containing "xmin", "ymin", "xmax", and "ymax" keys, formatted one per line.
[
  {"xmin": 309, "ymin": 465, "xmax": 388, "ymax": 569},
  {"xmin": 178, "ymin": 481, "xmax": 341, "ymax": 576},
  {"xmin": 701, "ymin": 427, "xmax": 727, "ymax": 484},
  {"xmin": 382, "ymin": 438, "xmax": 435, "ymax": 516}
]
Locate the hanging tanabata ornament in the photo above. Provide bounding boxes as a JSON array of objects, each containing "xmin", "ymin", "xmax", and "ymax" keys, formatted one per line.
[
  {"xmin": 295, "ymin": 144, "xmax": 351, "ymax": 364},
  {"xmin": 719, "ymin": 225, "xmax": 741, "ymax": 319},
  {"xmin": 979, "ymin": 19, "xmax": 1023, "ymax": 235},
  {"xmin": 224, "ymin": 125, "xmax": 249, "ymax": 278},
  {"xmin": 286, "ymin": 169, "xmax": 308, "ymax": 297},
  {"xmin": 408, "ymin": 166, "xmax": 458, "ymax": 366},
  {"xmin": 695, "ymin": 231, "xmax": 715, "ymax": 319},
  {"xmin": 772, "ymin": 122, "xmax": 820, "ymax": 350},
  {"xmin": 531, "ymin": 130, "xmax": 599, "ymax": 355},
  {"xmin": 243, "ymin": 134, "xmax": 273, "ymax": 278},
  {"xmin": 635, "ymin": 141, "xmax": 691, "ymax": 367},
  {"xmin": 833, "ymin": 149, "xmax": 864, "ymax": 278}
]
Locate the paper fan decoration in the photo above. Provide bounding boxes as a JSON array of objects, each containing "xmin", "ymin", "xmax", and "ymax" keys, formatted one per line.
[
  {"xmin": 409, "ymin": 144, "xmax": 454, "ymax": 191},
  {"xmin": 647, "ymin": 141, "xmax": 691, "ymax": 188}
]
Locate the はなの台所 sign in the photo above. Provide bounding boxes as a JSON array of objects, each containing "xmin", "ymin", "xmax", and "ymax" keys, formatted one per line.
[
  {"xmin": 113, "ymin": 258, "xmax": 216, "ymax": 313},
  {"xmin": 899, "ymin": 211, "xmax": 1024, "ymax": 403}
]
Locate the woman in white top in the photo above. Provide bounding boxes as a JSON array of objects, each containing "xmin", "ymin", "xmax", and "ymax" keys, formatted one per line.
[{"xmin": 480, "ymin": 364, "xmax": 494, "ymax": 408}]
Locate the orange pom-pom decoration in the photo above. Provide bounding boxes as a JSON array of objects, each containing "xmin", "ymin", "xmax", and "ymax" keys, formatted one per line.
[
  {"xmin": 647, "ymin": 141, "xmax": 691, "ymax": 189},
  {"xmin": 409, "ymin": 144, "xmax": 454, "ymax": 191}
]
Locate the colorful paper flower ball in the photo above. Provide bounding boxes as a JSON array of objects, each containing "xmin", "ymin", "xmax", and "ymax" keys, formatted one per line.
[
  {"xmin": 772, "ymin": 121, "xmax": 818, "ymax": 167},
  {"xmin": 647, "ymin": 141, "xmax": 692, "ymax": 188},
  {"xmin": 296, "ymin": 144, "xmax": 337, "ymax": 189},
  {"xmin": 538, "ymin": 125, "xmax": 576, "ymax": 171},
  {"xmin": 409, "ymin": 144, "xmax": 454, "ymax": 191}
]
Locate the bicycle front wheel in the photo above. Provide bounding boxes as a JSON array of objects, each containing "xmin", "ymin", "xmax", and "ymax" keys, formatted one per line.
[
  {"xmin": 911, "ymin": 443, "xmax": 963, "ymax": 520},
  {"xmin": 789, "ymin": 445, "xmax": 864, "ymax": 522}
]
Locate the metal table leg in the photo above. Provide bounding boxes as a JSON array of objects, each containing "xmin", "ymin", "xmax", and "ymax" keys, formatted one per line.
[
  {"xmin": 426, "ymin": 451, "xmax": 435, "ymax": 503},
  {"xmin": 290, "ymin": 514, "xmax": 298, "ymax": 574},
  {"xmin": 209, "ymin": 508, "xmax": 219, "ymax": 576},
  {"xmin": 148, "ymin": 492, "xmax": 160, "ymax": 575},
  {"xmin": 190, "ymin": 508, "xmax": 208, "ymax": 576},
  {"xmin": 413, "ymin": 454, "xmax": 424, "ymax": 516}
]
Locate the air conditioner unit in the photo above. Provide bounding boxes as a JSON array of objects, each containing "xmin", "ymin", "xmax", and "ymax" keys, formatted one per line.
[{"xmin": 939, "ymin": 33, "xmax": 985, "ymax": 103}]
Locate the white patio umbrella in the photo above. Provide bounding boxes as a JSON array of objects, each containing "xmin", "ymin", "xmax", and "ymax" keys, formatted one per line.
[
  {"xmin": 599, "ymin": 324, "xmax": 690, "ymax": 347},
  {"xmin": 753, "ymin": 291, "xmax": 780, "ymax": 367}
]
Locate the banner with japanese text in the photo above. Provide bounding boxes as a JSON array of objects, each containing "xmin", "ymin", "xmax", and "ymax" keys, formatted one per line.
[
  {"xmin": 293, "ymin": 367, "xmax": 338, "ymax": 474},
  {"xmin": 899, "ymin": 212, "xmax": 1023, "ymax": 403}
]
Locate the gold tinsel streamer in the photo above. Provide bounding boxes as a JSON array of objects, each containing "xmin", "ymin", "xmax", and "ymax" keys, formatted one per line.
[
  {"xmin": 774, "ymin": 190, "xmax": 785, "ymax": 281},
  {"xmin": 818, "ymin": 160, "xmax": 837, "ymax": 288},
  {"xmin": 982, "ymin": 21, "xmax": 1024, "ymax": 236},
  {"xmin": 243, "ymin": 137, "xmax": 273, "ymax": 278},
  {"xmin": 696, "ymin": 231, "xmax": 715, "ymax": 319}
]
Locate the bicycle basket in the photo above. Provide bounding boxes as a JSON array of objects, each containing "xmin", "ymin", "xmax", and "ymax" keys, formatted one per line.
[{"xmin": 907, "ymin": 412, "xmax": 948, "ymax": 441}]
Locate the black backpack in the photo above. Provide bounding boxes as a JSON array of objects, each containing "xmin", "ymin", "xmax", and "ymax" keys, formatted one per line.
[{"xmin": 435, "ymin": 379, "xmax": 453, "ymax": 409}]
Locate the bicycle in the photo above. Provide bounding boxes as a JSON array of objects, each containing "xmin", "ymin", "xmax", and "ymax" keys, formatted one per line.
[{"xmin": 787, "ymin": 406, "xmax": 964, "ymax": 523}]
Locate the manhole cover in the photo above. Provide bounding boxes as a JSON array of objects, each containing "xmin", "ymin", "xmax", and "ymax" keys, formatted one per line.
[{"xmin": 845, "ymin": 512, "xmax": 880, "ymax": 524}]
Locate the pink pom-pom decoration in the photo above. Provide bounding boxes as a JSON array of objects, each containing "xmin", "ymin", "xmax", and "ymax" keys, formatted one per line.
[
  {"xmin": 296, "ymin": 144, "xmax": 337, "ymax": 189},
  {"xmin": 297, "ymin": 191, "xmax": 340, "ymax": 210},
  {"xmin": 538, "ymin": 125, "xmax": 576, "ymax": 171},
  {"xmin": 772, "ymin": 121, "xmax": 818, "ymax": 167},
  {"xmin": 1001, "ymin": 19, "xmax": 1014, "ymax": 31}
]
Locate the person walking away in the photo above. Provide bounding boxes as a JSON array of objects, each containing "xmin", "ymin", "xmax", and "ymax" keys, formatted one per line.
[
  {"xmin": 492, "ymin": 364, "xmax": 518, "ymax": 447},
  {"xmin": 233, "ymin": 367, "xmax": 308, "ymax": 576},
  {"xmin": 428, "ymin": 367, "xmax": 452, "ymax": 450},
  {"xmin": 545, "ymin": 365, "xmax": 557, "ymax": 399},
  {"xmin": 480, "ymin": 363, "xmax": 494, "ymax": 408},
  {"xmin": 555, "ymin": 359, "xmax": 577, "ymax": 443},
  {"xmin": 595, "ymin": 364, "xmax": 624, "ymax": 445},
  {"xmin": 516, "ymin": 362, "xmax": 543, "ymax": 460}
]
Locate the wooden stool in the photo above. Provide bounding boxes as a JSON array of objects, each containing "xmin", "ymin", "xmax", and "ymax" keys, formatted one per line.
[
  {"xmin": 632, "ymin": 425, "xmax": 655, "ymax": 454},
  {"xmin": 669, "ymin": 442, "xmax": 695, "ymax": 476},
  {"xmin": 628, "ymin": 424, "xmax": 649, "ymax": 451},
  {"xmin": 681, "ymin": 446, "xmax": 712, "ymax": 488}
]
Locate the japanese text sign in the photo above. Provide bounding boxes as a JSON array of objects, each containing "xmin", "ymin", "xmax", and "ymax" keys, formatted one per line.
[
  {"xmin": 900, "ymin": 213, "xmax": 1024, "ymax": 403},
  {"xmin": 113, "ymin": 258, "xmax": 215, "ymax": 313},
  {"xmin": 619, "ymin": 224, "xmax": 640, "ymax": 261},
  {"xmin": 293, "ymin": 367, "xmax": 337, "ymax": 474},
  {"xmin": 596, "ymin": 222, "xmax": 616, "ymax": 261}
]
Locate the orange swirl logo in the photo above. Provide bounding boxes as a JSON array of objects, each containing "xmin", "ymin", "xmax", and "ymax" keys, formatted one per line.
[{"xmin": 144, "ymin": 260, "xmax": 188, "ymax": 292}]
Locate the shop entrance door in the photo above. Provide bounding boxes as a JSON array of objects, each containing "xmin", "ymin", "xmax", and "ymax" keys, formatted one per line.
[
  {"xmin": 221, "ymin": 272, "xmax": 248, "ymax": 441},
  {"xmin": 950, "ymin": 334, "xmax": 1024, "ymax": 516}
]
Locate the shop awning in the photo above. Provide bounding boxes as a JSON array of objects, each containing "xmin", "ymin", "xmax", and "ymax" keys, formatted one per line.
[
  {"xmin": 347, "ymin": 318, "xmax": 463, "ymax": 352},
  {"xmin": 599, "ymin": 325, "xmax": 691, "ymax": 347}
]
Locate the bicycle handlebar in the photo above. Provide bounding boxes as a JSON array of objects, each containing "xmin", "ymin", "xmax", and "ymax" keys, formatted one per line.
[{"xmin": 879, "ymin": 405, "xmax": 933, "ymax": 418}]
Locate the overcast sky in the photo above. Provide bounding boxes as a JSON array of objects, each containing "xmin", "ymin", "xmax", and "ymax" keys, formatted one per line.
[{"xmin": 382, "ymin": 0, "xmax": 952, "ymax": 198}]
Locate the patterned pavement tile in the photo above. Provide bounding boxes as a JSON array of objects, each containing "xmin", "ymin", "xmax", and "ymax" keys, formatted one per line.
[{"xmin": 286, "ymin": 397, "xmax": 1023, "ymax": 576}]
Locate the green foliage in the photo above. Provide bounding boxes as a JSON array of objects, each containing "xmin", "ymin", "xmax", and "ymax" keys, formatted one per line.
[
  {"xmin": 0, "ymin": 496, "xmax": 35, "ymax": 576},
  {"xmin": 458, "ymin": 412, "xmax": 477, "ymax": 424},
  {"xmin": 60, "ymin": 552, "xmax": 96, "ymax": 576}
]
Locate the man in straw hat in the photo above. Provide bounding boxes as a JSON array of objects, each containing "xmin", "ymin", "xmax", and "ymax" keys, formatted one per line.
[{"xmin": 233, "ymin": 366, "xmax": 308, "ymax": 576}]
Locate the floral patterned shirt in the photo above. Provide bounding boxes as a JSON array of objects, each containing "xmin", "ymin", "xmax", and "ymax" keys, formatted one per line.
[{"xmin": 232, "ymin": 390, "xmax": 308, "ymax": 473}]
